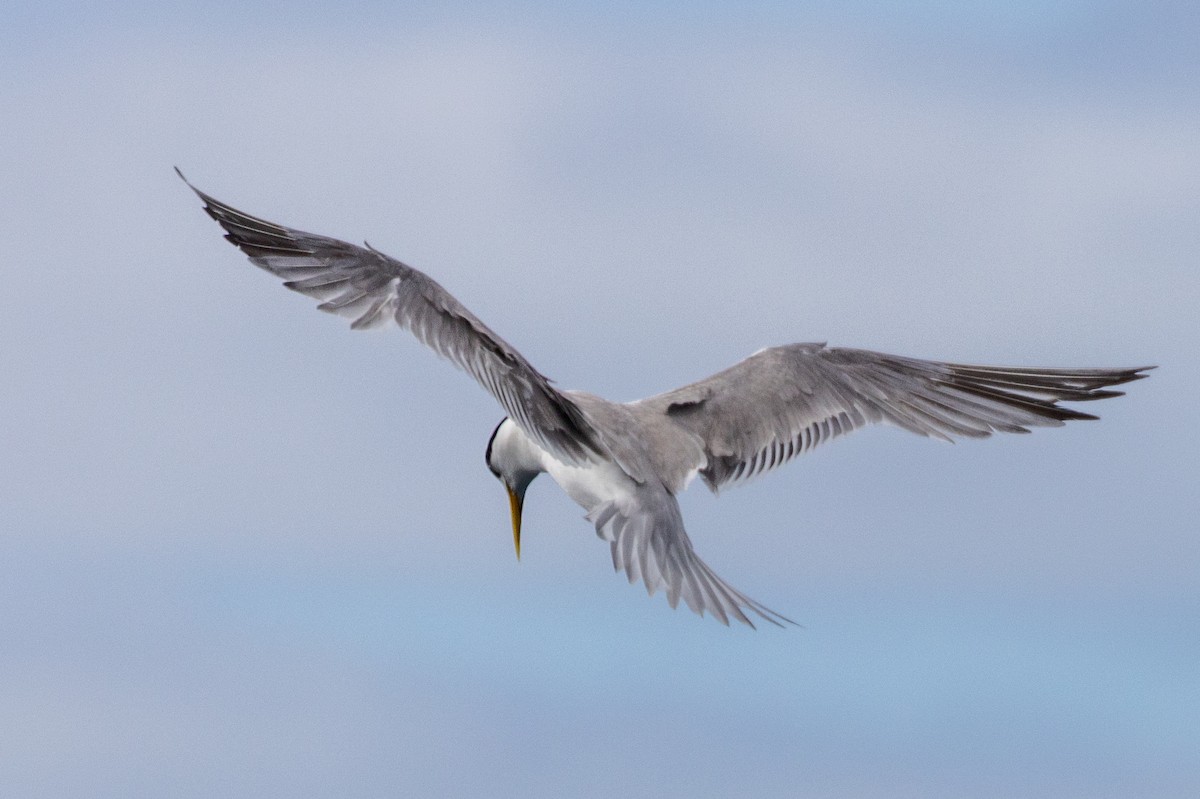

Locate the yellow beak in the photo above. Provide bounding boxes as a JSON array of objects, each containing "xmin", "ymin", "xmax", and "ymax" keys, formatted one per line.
[{"xmin": 507, "ymin": 485, "xmax": 524, "ymax": 560}]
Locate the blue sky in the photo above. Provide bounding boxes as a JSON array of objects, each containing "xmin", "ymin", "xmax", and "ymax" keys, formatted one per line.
[{"xmin": 2, "ymin": 3, "xmax": 1197, "ymax": 797}]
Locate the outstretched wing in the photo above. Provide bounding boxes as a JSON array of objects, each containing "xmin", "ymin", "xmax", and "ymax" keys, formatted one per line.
[
  {"xmin": 179, "ymin": 170, "xmax": 600, "ymax": 464},
  {"xmin": 638, "ymin": 343, "xmax": 1152, "ymax": 491},
  {"xmin": 588, "ymin": 484, "xmax": 793, "ymax": 628}
]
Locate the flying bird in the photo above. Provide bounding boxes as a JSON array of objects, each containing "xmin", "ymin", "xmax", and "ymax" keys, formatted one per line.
[{"xmin": 179, "ymin": 169, "xmax": 1151, "ymax": 627}]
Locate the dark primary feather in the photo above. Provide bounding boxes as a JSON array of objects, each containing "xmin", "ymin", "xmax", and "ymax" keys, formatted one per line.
[
  {"xmin": 177, "ymin": 169, "xmax": 601, "ymax": 464},
  {"xmin": 637, "ymin": 344, "xmax": 1152, "ymax": 491}
]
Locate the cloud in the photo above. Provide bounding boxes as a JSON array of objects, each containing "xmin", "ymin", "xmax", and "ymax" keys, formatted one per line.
[{"xmin": 0, "ymin": 6, "xmax": 1195, "ymax": 796}]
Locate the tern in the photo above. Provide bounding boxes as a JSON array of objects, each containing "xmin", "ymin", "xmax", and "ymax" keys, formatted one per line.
[{"xmin": 180, "ymin": 170, "xmax": 1151, "ymax": 627}]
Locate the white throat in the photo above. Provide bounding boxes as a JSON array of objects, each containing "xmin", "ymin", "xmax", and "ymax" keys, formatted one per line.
[{"xmin": 488, "ymin": 418, "xmax": 548, "ymax": 481}]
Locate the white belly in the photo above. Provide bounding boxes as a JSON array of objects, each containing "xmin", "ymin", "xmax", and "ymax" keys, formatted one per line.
[{"xmin": 543, "ymin": 456, "xmax": 636, "ymax": 513}]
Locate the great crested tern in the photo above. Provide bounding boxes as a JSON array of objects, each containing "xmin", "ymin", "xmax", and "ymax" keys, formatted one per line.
[{"xmin": 180, "ymin": 170, "xmax": 1151, "ymax": 627}]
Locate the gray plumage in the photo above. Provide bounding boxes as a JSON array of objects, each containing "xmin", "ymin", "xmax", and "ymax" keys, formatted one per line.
[
  {"xmin": 181, "ymin": 169, "xmax": 1152, "ymax": 628},
  {"xmin": 636, "ymin": 345, "xmax": 1143, "ymax": 492},
  {"xmin": 177, "ymin": 168, "xmax": 598, "ymax": 465}
]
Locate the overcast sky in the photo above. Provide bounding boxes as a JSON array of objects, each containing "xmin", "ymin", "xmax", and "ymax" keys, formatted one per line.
[{"xmin": 2, "ymin": 3, "xmax": 1197, "ymax": 797}]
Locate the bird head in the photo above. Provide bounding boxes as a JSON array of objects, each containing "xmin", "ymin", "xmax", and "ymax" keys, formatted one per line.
[{"xmin": 485, "ymin": 418, "xmax": 542, "ymax": 560}]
